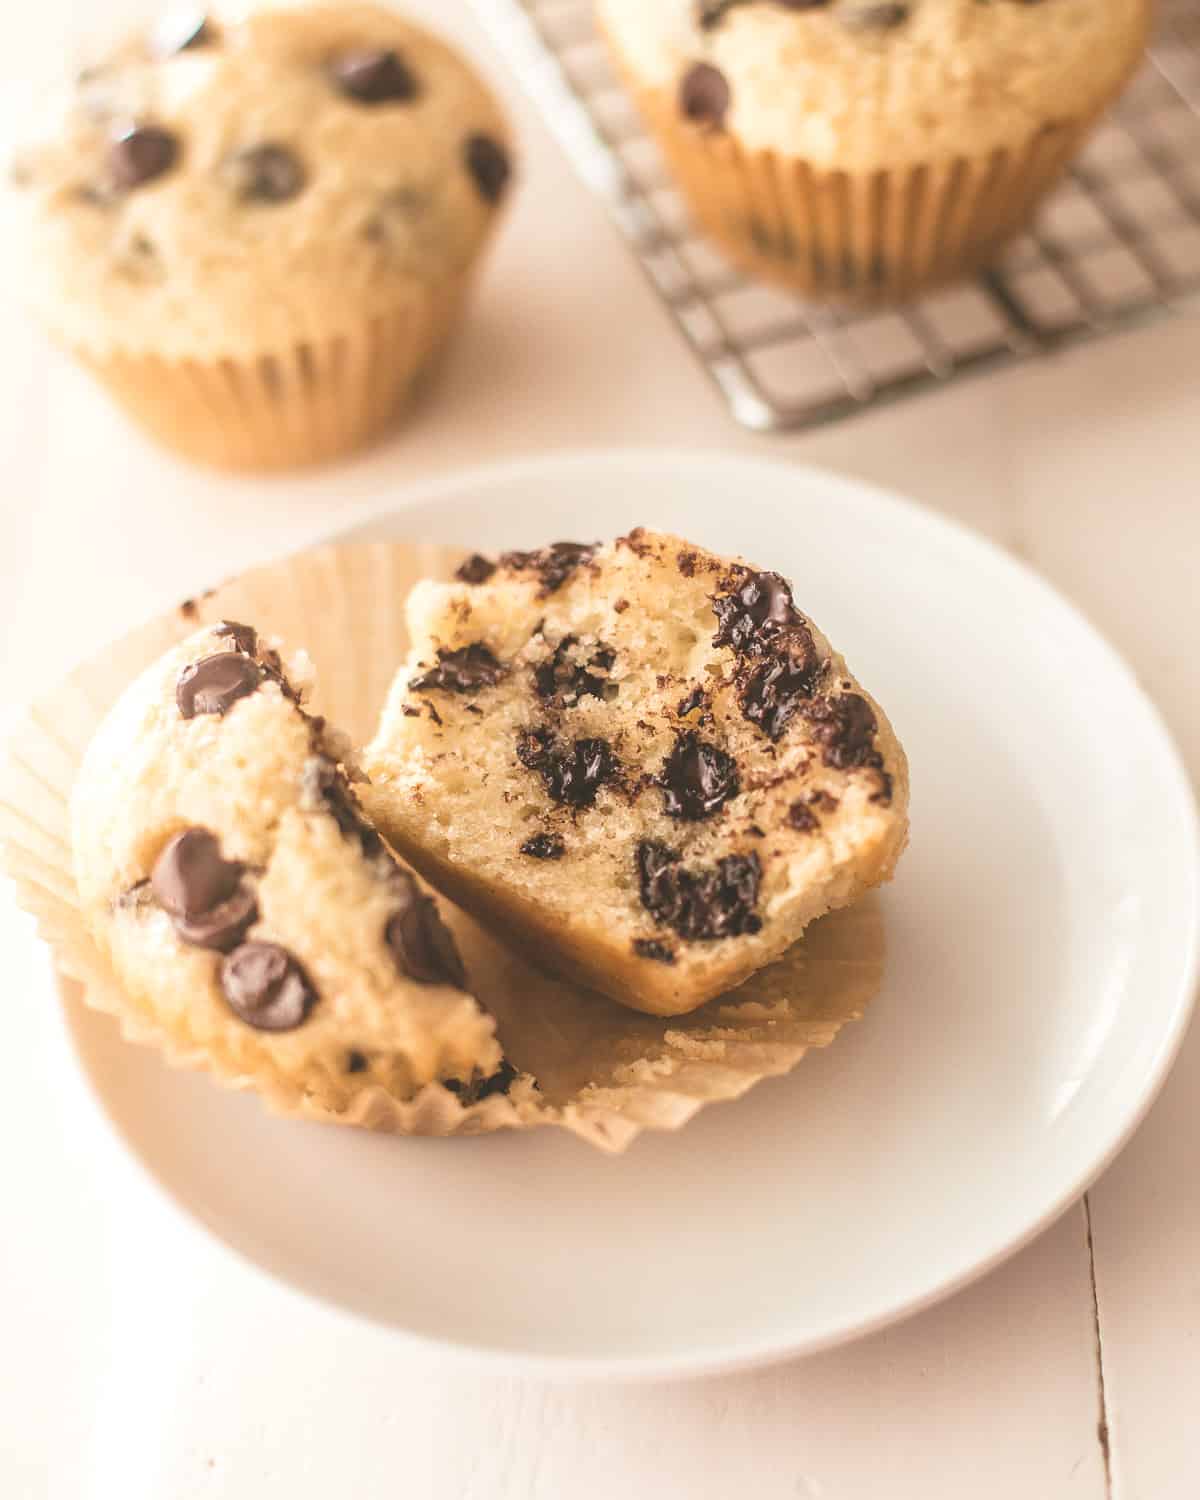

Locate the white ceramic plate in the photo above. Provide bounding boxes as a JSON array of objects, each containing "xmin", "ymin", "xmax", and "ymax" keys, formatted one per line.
[{"xmin": 62, "ymin": 450, "xmax": 1199, "ymax": 1381}]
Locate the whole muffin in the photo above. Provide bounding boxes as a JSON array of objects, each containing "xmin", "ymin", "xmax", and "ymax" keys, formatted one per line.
[
  {"xmin": 4, "ymin": 2, "xmax": 514, "ymax": 469},
  {"xmin": 596, "ymin": 0, "xmax": 1150, "ymax": 301}
]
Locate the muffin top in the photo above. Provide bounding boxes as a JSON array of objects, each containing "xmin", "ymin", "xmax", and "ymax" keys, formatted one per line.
[
  {"xmin": 4, "ymin": 2, "xmax": 513, "ymax": 356},
  {"xmin": 598, "ymin": 0, "xmax": 1149, "ymax": 168}
]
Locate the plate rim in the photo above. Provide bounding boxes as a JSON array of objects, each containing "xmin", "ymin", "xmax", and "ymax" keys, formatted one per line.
[{"xmin": 52, "ymin": 445, "xmax": 1200, "ymax": 1383}]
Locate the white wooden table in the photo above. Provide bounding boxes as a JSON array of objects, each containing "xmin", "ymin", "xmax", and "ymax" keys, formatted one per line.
[{"xmin": 1, "ymin": 3, "xmax": 1197, "ymax": 1496}]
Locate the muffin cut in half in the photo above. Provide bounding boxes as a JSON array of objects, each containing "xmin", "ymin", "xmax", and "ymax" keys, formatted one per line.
[
  {"xmin": 71, "ymin": 620, "xmax": 507, "ymax": 1118},
  {"xmin": 362, "ymin": 530, "xmax": 909, "ymax": 1016}
]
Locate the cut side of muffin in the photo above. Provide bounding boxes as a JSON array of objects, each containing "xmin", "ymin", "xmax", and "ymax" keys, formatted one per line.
[
  {"xmin": 71, "ymin": 620, "xmax": 508, "ymax": 1117},
  {"xmin": 362, "ymin": 530, "xmax": 909, "ymax": 1016}
]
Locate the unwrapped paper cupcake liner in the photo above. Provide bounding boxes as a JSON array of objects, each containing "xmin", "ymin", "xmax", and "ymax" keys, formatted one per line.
[
  {"xmin": 0, "ymin": 542, "xmax": 884, "ymax": 1153},
  {"xmin": 617, "ymin": 78, "xmax": 1118, "ymax": 303}
]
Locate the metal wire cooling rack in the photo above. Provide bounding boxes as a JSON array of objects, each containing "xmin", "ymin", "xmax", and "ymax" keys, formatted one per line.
[{"xmin": 467, "ymin": 0, "xmax": 1200, "ymax": 432}]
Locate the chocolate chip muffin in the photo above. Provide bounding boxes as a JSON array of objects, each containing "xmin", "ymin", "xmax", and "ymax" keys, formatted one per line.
[
  {"xmin": 4, "ymin": 3, "xmax": 514, "ymax": 468},
  {"xmin": 361, "ymin": 531, "xmax": 909, "ymax": 1017},
  {"xmin": 71, "ymin": 620, "xmax": 507, "ymax": 1119},
  {"xmin": 596, "ymin": 0, "xmax": 1149, "ymax": 300}
]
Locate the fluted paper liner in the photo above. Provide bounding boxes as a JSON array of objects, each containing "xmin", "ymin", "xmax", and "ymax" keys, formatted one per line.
[{"xmin": 0, "ymin": 542, "xmax": 884, "ymax": 1153}]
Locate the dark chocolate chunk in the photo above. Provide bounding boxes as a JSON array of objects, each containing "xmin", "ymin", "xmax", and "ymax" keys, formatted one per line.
[
  {"xmin": 679, "ymin": 62, "xmax": 731, "ymax": 129},
  {"xmin": 346, "ymin": 1049, "xmax": 369, "ymax": 1074},
  {"xmin": 411, "ymin": 643, "xmax": 504, "ymax": 695},
  {"xmin": 386, "ymin": 878, "xmax": 467, "ymax": 989},
  {"xmin": 658, "ymin": 732, "xmax": 740, "ymax": 821},
  {"xmin": 516, "ymin": 727, "xmax": 553, "ymax": 771},
  {"xmin": 499, "ymin": 541, "xmax": 596, "ymax": 596},
  {"xmin": 636, "ymin": 840, "xmax": 762, "ymax": 942},
  {"xmin": 151, "ymin": 828, "xmax": 242, "ymax": 917},
  {"xmin": 521, "ymin": 832, "xmax": 565, "ymax": 860},
  {"xmin": 787, "ymin": 801, "xmax": 819, "ymax": 832},
  {"xmin": 455, "ymin": 553, "xmax": 497, "ymax": 585},
  {"xmin": 676, "ymin": 686, "xmax": 707, "ymax": 718},
  {"xmin": 739, "ymin": 642, "xmax": 823, "ymax": 741},
  {"xmin": 212, "ymin": 620, "xmax": 257, "ymax": 655},
  {"xmin": 176, "ymin": 653, "xmax": 261, "ymax": 718},
  {"xmin": 173, "ymin": 884, "xmax": 259, "ymax": 952},
  {"xmin": 464, "ymin": 133, "xmax": 511, "ymax": 203},
  {"xmin": 222, "ymin": 143, "xmax": 306, "ymax": 203},
  {"xmin": 802, "ymin": 693, "xmax": 882, "ymax": 770},
  {"xmin": 712, "ymin": 571, "xmax": 803, "ymax": 654},
  {"xmin": 840, "ymin": 0, "xmax": 910, "ymax": 27},
  {"xmin": 533, "ymin": 635, "xmax": 613, "ymax": 705},
  {"xmin": 221, "ymin": 942, "xmax": 316, "ymax": 1032},
  {"xmin": 153, "ymin": 7, "xmax": 213, "ymax": 56},
  {"xmin": 633, "ymin": 938, "xmax": 676, "ymax": 964},
  {"xmin": 544, "ymin": 737, "xmax": 616, "ymax": 808},
  {"xmin": 450, "ymin": 1058, "xmax": 520, "ymax": 1104},
  {"xmin": 109, "ymin": 124, "xmax": 179, "ymax": 191},
  {"xmin": 301, "ymin": 757, "xmax": 383, "ymax": 857},
  {"xmin": 330, "ymin": 48, "xmax": 419, "ymax": 104}
]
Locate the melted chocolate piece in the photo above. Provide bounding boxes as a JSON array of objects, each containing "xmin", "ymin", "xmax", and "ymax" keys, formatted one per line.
[
  {"xmin": 411, "ymin": 643, "xmax": 504, "ymax": 695},
  {"xmin": 223, "ymin": 143, "xmax": 305, "ymax": 203},
  {"xmin": 521, "ymin": 833, "xmax": 565, "ymax": 860},
  {"xmin": 738, "ymin": 642, "xmax": 823, "ymax": 741},
  {"xmin": 543, "ymin": 737, "xmax": 616, "ymax": 808},
  {"xmin": 173, "ymin": 885, "xmax": 258, "ymax": 952},
  {"xmin": 151, "ymin": 828, "xmax": 241, "ymax": 917},
  {"xmin": 109, "ymin": 124, "xmax": 179, "ymax": 191},
  {"xmin": 658, "ymin": 732, "xmax": 739, "ymax": 821},
  {"xmin": 802, "ymin": 693, "xmax": 882, "ymax": 770},
  {"xmin": 787, "ymin": 801, "xmax": 819, "ymax": 833},
  {"xmin": 346, "ymin": 1049, "xmax": 369, "ymax": 1074},
  {"xmin": 533, "ymin": 636, "xmax": 614, "ymax": 705},
  {"xmin": 464, "ymin": 133, "xmax": 511, "ymax": 203},
  {"xmin": 636, "ymin": 840, "xmax": 762, "ymax": 942},
  {"xmin": 212, "ymin": 620, "xmax": 257, "ymax": 654},
  {"xmin": 386, "ymin": 878, "xmax": 467, "ymax": 988},
  {"xmin": 176, "ymin": 653, "xmax": 261, "ymax": 718},
  {"xmin": 712, "ymin": 571, "xmax": 803, "ymax": 654},
  {"xmin": 302, "ymin": 757, "xmax": 383, "ymax": 857},
  {"xmin": 221, "ymin": 942, "xmax": 315, "ymax": 1031},
  {"xmin": 455, "ymin": 553, "xmax": 497, "ymax": 585},
  {"xmin": 633, "ymin": 938, "xmax": 676, "ymax": 965},
  {"xmin": 679, "ymin": 62, "xmax": 731, "ymax": 129},
  {"xmin": 499, "ymin": 541, "xmax": 596, "ymax": 596},
  {"xmin": 516, "ymin": 727, "xmax": 552, "ymax": 772},
  {"xmin": 153, "ymin": 7, "xmax": 213, "ymax": 56},
  {"xmin": 449, "ymin": 1058, "xmax": 520, "ymax": 1104},
  {"xmin": 330, "ymin": 48, "xmax": 419, "ymax": 104},
  {"xmin": 676, "ymin": 686, "xmax": 707, "ymax": 718}
]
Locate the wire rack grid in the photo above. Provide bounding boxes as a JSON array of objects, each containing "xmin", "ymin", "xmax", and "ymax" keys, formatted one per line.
[{"xmin": 467, "ymin": 0, "xmax": 1200, "ymax": 433}]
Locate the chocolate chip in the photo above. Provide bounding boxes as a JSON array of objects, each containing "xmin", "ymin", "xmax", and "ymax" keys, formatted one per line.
[
  {"xmin": 451, "ymin": 1058, "xmax": 520, "ymax": 1104},
  {"xmin": 455, "ymin": 554, "xmax": 497, "ymax": 585},
  {"xmin": 533, "ymin": 636, "xmax": 614, "ymax": 705},
  {"xmin": 679, "ymin": 62, "xmax": 730, "ymax": 129},
  {"xmin": 153, "ymin": 7, "xmax": 213, "ymax": 56},
  {"xmin": 386, "ymin": 878, "xmax": 467, "ymax": 988},
  {"xmin": 330, "ymin": 49, "xmax": 418, "ymax": 104},
  {"xmin": 302, "ymin": 757, "xmax": 383, "ymax": 857},
  {"xmin": 516, "ymin": 727, "xmax": 552, "ymax": 772},
  {"xmin": 176, "ymin": 653, "xmax": 261, "ymax": 719},
  {"xmin": 739, "ymin": 644, "xmax": 823, "ymax": 741},
  {"xmin": 346, "ymin": 1049, "xmax": 369, "ymax": 1074},
  {"xmin": 712, "ymin": 571, "xmax": 803, "ymax": 654},
  {"xmin": 659, "ymin": 732, "xmax": 740, "ymax": 820},
  {"xmin": 633, "ymin": 938, "xmax": 676, "ymax": 965},
  {"xmin": 788, "ymin": 801, "xmax": 819, "ymax": 833},
  {"xmin": 173, "ymin": 884, "xmax": 259, "ymax": 952},
  {"xmin": 636, "ymin": 840, "xmax": 762, "ymax": 942},
  {"xmin": 151, "ymin": 828, "xmax": 242, "ymax": 917},
  {"xmin": 802, "ymin": 693, "xmax": 882, "ymax": 770},
  {"xmin": 411, "ymin": 643, "xmax": 505, "ymax": 695},
  {"xmin": 499, "ymin": 541, "xmax": 596, "ymax": 596},
  {"xmin": 212, "ymin": 620, "xmax": 257, "ymax": 655},
  {"xmin": 676, "ymin": 551, "xmax": 699, "ymax": 577},
  {"xmin": 614, "ymin": 598, "xmax": 630, "ymax": 614},
  {"xmin": 839, "ymin": 0, "xmax": 910, "ymax": 27},
  {"xmin": 464, "ymin": 133, "xmax": 511, "ymax": 203},
  {"xmin": 521, "ymin": 833, "xmax": 565, "ymax": 860},
  {"xmin": 222, "ymin": 143, "xmax": 306, "ymax": 204},
  {"xmin": 676, "ymin": 686, "xmax": 707, "ymax": 718},
  {"xmin": 109, "ymin": 124, "xmax": 179, "ymax": 191},
  {"xmin": 221, "ymin": 942, "xmax": 316, "ymax": 1032},
  {"xmin": 545, "ymin": 737, "xmax": 615, "ymax": 807}
]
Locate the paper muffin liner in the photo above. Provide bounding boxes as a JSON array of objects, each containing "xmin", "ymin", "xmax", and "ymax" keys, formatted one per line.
[
  {"xmin": 65, "ymin": 277, "xmax": 471, "ymax": 473},
  {"xmin": 0, "ymin": 541, "xmax": 884, "ymax": 1153},
  {"xmin": 607, "ymin": 60, "xmax": 1134, "ymax": 303}
]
